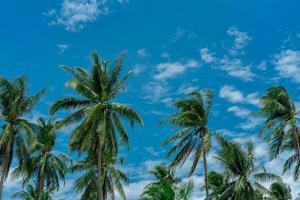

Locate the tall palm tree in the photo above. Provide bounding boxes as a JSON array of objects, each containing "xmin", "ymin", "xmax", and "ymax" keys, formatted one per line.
[
  {"xmin": 12, "ymin": 182, "xmax": 52, "ymax": 200},
  {"xmin": 141, "ymin": 166, "xmax": 178, "ymax": 200},
  {"xmin": 70, "ymin": 154, "xmax": 128, "ymax": 200},
  {"xmin": 14, "ymin": 118, "xmax": 70, "ymax": 200},
  {"xmin": 50, "ymin": 52, "xmax": 143, "ymax": 200},
  {"xmin": 264, "ymin": 181, "xmax": 292, "ymax": 200},
  {"xmin": 0, "ymin": 77, "xmax": 45, "ymax": 200},
  {"xmin": 163, "ymin": 89, "xmax": 213, "ymax": 199},
  {"xmin": 210, "ymin": 135, "xmax": 281, "ymax": 200},
  {"xmin": 259, "ymin": 86, "xmax": 300, "ymax": 178}
]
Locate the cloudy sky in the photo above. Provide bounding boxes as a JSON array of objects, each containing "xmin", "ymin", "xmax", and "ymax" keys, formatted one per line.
[{"xmin": 1, "ymin": 0, "xmax": 300, "ymax": 199}]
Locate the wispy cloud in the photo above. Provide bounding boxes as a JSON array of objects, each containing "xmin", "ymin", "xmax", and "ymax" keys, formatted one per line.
[
  {"xmin": 57, "ymin": 43, "xmax": 70, "ymax": 54},
  {"xmin": 137, "ymin": 48, "xmax": 151, "ymax": 58},
  {"xmin": 199, "ymin": 48, "xmax": 216, "ymax": 64},
  {"xmin": 227, "ymin": 26, "xmax": 252, "ymax": 55},
  {"xmin": 46, "ymin": 0, "xmax": 128, "ymax": 32},
  {"xmin": 199, "ymin": 27, "xmax": 256, "ymax": 81},
  {"xmin": 274, "ymin": 49, "xmax": 300, "ymax": 83},
  {"xmin": 219, "ymin": 85, "xmax": 260, "ymax": 106},
  {"xmin": 219, "ymin": 56, "xmax": 255, "ymax": 81},
  {"xmin": 154, "ymin": 59, "xmax": 198, "ymax": 81}
]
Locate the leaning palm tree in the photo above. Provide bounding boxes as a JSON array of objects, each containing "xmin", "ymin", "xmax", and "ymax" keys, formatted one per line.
[
  {"xmin": 70, "ymin": 154, "xmax": 128, "ymax": 200},
  {"xmin": 0, "ymin": 77, "xmax": 45, "ymax": 200},
  {"xmin": 258, "ymin": 86, "xmax": 300, "ymax": 178},
  {"xmin": 210, "ymin": 135, "xmax": 281, "ymax": 200},
  {"xmin": 12, "ymin": 182, "xmax": 52, "ymax": 200},
  {"xmin": 50, "ymin": 53, "xmax": 143, "ymax": 200},
  {"xmin": 163, "ymin": 89, "xmax": 213, "ymax": 199},
  {"xmin": 14, "ymin": 118, "xmax": 70, "ymax": 200},
  {"xmin": 264, "ymin": 181, "xmax": 292, "ymax": 200}
]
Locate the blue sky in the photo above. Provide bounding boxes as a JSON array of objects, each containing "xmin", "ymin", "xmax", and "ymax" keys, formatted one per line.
[{"xmin": 1, "ymin": 0, "xmax": 300, "ymax": 199}]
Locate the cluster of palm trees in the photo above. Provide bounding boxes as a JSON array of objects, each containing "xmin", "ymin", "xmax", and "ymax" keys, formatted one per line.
[{"xmin": 0, "ymin": 52, "xmax": 299, "ymax": 200}]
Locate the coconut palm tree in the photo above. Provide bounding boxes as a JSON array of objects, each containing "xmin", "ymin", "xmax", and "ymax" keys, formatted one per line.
[
  {"xmin": 141, "ymin": 166, "xmax": 178, "ymax": 200},
  {"xmin": 163, "ymin": 89, "xmax": 213, "ymax": 199},
  {"xmin": 174, "ymin": 180, "xmax": 195, "ymax": 200},
  {"xmin": 0, "ymin": 77, "xmax": 45, "ymax": 200},
  {"xmin": 258, "ymin": 86, "xmax": 300, "ymax": 178},
  {"xmin": 12, "ymin": 182, "xmax": 52, "ymax": 200},
  {"xmin": 50, "ymin": 53, "xmax": 143, "ymax": 200},
  {"xmin": 141, "ymin": 180, "xmax": 175, "ymax": 200},
  {"xmin": 264, "ymin": 181, "xmax": 292, "ymax": 200},
  {"xmin": 14, "ymin": 118, "xmax": 70, "ymax": 200},
  {"xmin": 70, "ymin": 154, "xmax": 128, "ymax": 200},
  {"xmin": 141, "ymin": 166, "xmax": 194, "ymax": 200},
  {"xmin": 210, "ymin": 135, "xmax": 281, "ymax": 200}
]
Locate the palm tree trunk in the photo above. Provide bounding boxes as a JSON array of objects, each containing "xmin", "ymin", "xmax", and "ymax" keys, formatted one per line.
[
  {"xmin": 0, "ymin": 138, "xmax": 13, "ymax": 200},
  {"xmin": 292, "ymin": 124, "xmax": 300, "ymax": 162},
  {"xmin": 203, "ymin": 152, "xmax": 209, "ymax": 200},
  {"xmin": 37, "ymin": 170, "xmax": 44, "ymax": 200},
  {"xmin": 97, "ymin": 143, "xmax": 104, "ymax": 200},
  {"xmin": 0, "ymin": 158, "xmax": 8, "ymax": 200}
]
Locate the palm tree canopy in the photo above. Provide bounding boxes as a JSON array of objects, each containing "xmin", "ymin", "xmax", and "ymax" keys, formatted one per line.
[
  {"xmin": 0, "ymin": 76, "xmax": 46, "ymax": 179},
  {"xmin": 258, "ymin": 86, "xmax": 300, "ymax": 180},
  {"xmin": 13, "ymin": 118, "xmax": 70, "ymax": 192},
  {"xmin": 12, "ymin": 182, "xmax": 52, "ymax": 200},
  {"xmin": 174, "ymin": 180, "xmax": 195, "ymax": 200},
  {"xmin": 50, "ymin": 53, "xmax": 143, "ymax": 155},
  {"xmin": 259, "ymin": 86, "xmax": 298, "ymax": 157},
  {"xmin": 70, "ymin": 154, "xmax": 128, "ymax": 200},
  {"xmin": 210, "ymin": 135, "xmax": 281, "ymax": 200},
  {"xmin": 164, "ymin": 89, "xmax": 213, "ymax": 175},
  {"xmin": 265, "ymin": 181, "xmax": 292, "ymax": 200}
]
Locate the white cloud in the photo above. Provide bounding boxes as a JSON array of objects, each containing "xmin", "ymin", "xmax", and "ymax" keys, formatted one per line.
[
  {"xmin": 227, "ymin": 26, "xmax": 252, "ymax": 51},
  {"xmin": 46, "ymin": 0, "xmax": 127, "ymax": 32},
  {"xmin": 200, "ymin": 27, "xmax": 256, "ymax": 81},
  {"xmin": 137, "ymin": 48, "xmax": 150, "ymax": 58},
  {"xmin": 239, "ymin": 117, "xmax": 262, "ymax": 130},
  {"xmin": 172, "ymin": 27, "xmax": 196, "ymax": 43},
  {"xmin": 142, "ymin": 82, "xmax": 169, "ymax": 102},
  {"xmin": 144, "ymin": 147, "xmax": 159, "ymax": 157},
  {"xmin": 154, "ymin": 59, "xmax": 198, "ymax": 81},
  {"xmin": 177, "ymin": 84, "xmax": 199, "ymax": 95},
  {"xmin": 219, "ymin": 56, "xmax": 254, "ymax": 81},
  {"xmin": 274, "ymin": 50, "xmax": 300, "ymax": 83},
  {"xmin": 227, "ymin": 106, "xmax": 262, "ymax": 130},
  {"xmin": 57, "ymin": 43, "xmax": 69, "ymax": 54},
  {"xmin": 227, "ymin": 106, "xmax": 250, "ymax": 118},
  {"xmin": 200, "ymin": 48, "xmax": 216, "ymax": 64},
  {"xmin": 132, "ymin": 64, "xmax": 145, "ymax": 75},
  {"xmin": 257, "ymin": 61, "xmax": 267, "ymax": 71},
  {"xmin": 219, "ymin": 85, "xmax": 260, "ymax": 107}
]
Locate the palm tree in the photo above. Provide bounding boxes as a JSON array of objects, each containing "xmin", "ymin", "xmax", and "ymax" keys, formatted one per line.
[
  {"xmin": 174, "ymin": 180, "xmax": 195, "ymax": 200},
  {"xmin": 12, "ymin": 182, "xmax": 52, "ymax": 200},
  {"xmin": 70, "ymin": 154, "xmax": 128, "ymax": 200},
  {"xmin": 259, "ymin": 86, "xmax": 300, "ymax": 178},
  {"xmin": 14, "ymin": 118, "xmax": 70, "ymax": 200},
  {"xmin": 141, "ymin": 166, "xmax": 194, "ymax": 200},
  {"xmin": 50, "ymin": 53, "xmax": 143, "ymax": 200},
  {"xmin": 141, "ymin": 180, "xmax": 175, "ymax": 200},
  {"xmin": 141, "ymin": 166, "xmax": 178, "ymax": 200},
  {"xmin": 264, "ymin": 181, "xmax": 292, "ymax": 200},
  {"xmin": 0, "ymin": 77, "xmax": 45, "ymax": 200},
  {"xmin": 163, "ymin": 89, "xmax": 213, "ymax": 199},
  {"xmin": 210, "ymin": 135, "xmax": 281, "ymax": 200},
  {"xmin": 207, "ymin": 171, "xmax": 226, "ymax": 198}
]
